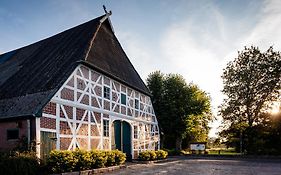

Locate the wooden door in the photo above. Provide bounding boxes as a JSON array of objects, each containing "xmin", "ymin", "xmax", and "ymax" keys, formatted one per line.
[
  {"xmin": 122, "ymin": 121, "xmax": 132, "ymax": 161},
  {"xmin": 40, "ymin": 131, "xmax": 56, "ymax": 160},
  {"xmin": 112, "ymin": 120, "xmax": 132, "ymax": 161}
]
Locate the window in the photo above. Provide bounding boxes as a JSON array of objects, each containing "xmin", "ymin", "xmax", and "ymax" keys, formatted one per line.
[
  {"xmin": 151, "ymin": 125, "xmax": 155, "ymax": 136},
  {"xmin": 7, "ymin": 129, "xmax": 19, "ymax": 140},
  {"xmin": 121, "ymin": 93, "xmax": 126, "ymax": 105},
  {"xmin": 134, "ymin": 126, "xmax": 138, "ymax": 139},
  {"xmin": 103, "ymin": 86, "xmax": 110, "ymax": 100},
  {"xmin": 103, "ymin": 119, "xmax": 109, "ymax": 137},
  {"xmin": 135, "ymin": 99, "xmax": 139, "ymax": 109}
]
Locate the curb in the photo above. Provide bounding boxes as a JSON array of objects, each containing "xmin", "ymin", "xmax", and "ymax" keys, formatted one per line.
[
  {"xmin": 51, "ymin": 165, "xmax": 126, "ymax": 175},
  {"xmin": 131, "ymin": 159, "xmax": 168, "ymax": 164}
]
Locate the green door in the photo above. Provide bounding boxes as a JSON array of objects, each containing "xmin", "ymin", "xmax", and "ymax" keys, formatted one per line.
[
  {"xmin": 114, "ymin": 120, "xmax": 121, "ymax": 150},
  {"xmin": 113, "ymin": 120, "xmax": 132, "ymax": 161},
  {"xmin": 122, "ymin": 121, "xmax": 132, "ymax": 161},
  {"xmin": 40, "ymin": 131, "xmax": 56, "ymax": 160}
]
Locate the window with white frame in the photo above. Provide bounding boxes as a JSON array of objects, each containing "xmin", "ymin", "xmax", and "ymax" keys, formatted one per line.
[
  {"xmin": 151, "ymin": 125, "xmax": 155, "ymax": 136},
  {"xmin": 135, "ymin": 99, "xmax": 139, "ymax": 109},
  {"xmin": 134, "ymin": 125, "xmax": 138, "ymax": 139},
  {"xmin": 103, "ymin": 86, "xmax": 110, "ymax": 100},
  {"xmin": 103, "ymin": 119, "xmax": 109, "ymax": 137}
]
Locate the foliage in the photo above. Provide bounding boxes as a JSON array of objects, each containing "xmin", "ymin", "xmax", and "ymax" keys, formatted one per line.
[
  {"xmin": 155, "ymin": 150, "xmax": 168, "ymax": 159},
  {"xmin": 47, "ymin": 149, "xmax": 126, "ymax": 174},
  {"xmin": 0, "ymin": 151, "xmax": 40, "ymax": 175},
  {"xmin": 138, "ymin": 151, "xmax": 151, "ymax": 161},
  {"xmin": 162, "ymin": 148, "xmax": 181, "ymax": 156},
  {"xmin": 88, "ymin": 150, "xmax": 107, "ymax": 168},
  {"xmin": 220, "ymin": 46, "xmax": 281, "ymax": 127},
  {"xmin": 104, "ymin": 150, "xmax": 115, "ymax": 166},
  {"xmin": 112, "ymin": 150, "xmax": 126, "ymax": 165},
  {"xmin": 138, "ymin": 150, "xmax": 168, "ymax": 161},
  {"xmin": 47, "ymin": 150, "xmax": 78, "ymax": 173},
  {"xmin": 147, "ymin": 72, "xmax": 212, "ymax": 150},
  {"xmin": 220, "ymin": 46, "xmax": 281, "ymax": 154},
  {"xmin": 73, "ymin": 149, "xmax": 91, "ymax": 170},
  {"xmin": 221, "ymin": 109, "xmax": 281, "ymax": 155}
]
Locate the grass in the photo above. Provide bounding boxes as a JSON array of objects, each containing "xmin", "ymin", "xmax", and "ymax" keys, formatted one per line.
[{"xmin": 207, "ymin": 148, "xmax": 242, "ymax": 155}]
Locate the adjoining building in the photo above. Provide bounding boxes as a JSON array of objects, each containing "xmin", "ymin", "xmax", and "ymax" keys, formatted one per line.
[{"xmin": 0, "ymin": 12, "xmax": 160, "ymax": 160}]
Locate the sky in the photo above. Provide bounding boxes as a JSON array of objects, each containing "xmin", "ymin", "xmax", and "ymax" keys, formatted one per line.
[{"xmin": 1, "ymin": 0, "xmax": 281, "ymax": 137}]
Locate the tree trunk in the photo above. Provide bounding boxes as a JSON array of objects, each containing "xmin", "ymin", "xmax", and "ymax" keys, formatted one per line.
[{"xmin": 175, "ymin": 137, "xmax": 182, "ymax": 151}]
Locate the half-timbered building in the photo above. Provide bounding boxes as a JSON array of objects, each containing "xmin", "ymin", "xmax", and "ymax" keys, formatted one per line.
[{"xmin": 0, "ymin": 13, "xmax": 159, "ymax": 159}]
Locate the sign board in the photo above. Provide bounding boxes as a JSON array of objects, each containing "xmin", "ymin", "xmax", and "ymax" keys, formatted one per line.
[{"xmin": 190, "ymin": 143, "xmax": 206, "ymax": 151}]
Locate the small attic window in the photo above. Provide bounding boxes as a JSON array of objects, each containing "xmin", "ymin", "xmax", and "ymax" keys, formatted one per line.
[
  {"xmin": 104, "ymin": 86, "xmax": 110, "ymax": 100},
  {"xmin": 135, "ymin": 99, "xmax": 139, "ymax": 109},
  {"xmin": 121, "ymin": 93, "xmax": 126, "ymax": 105}
]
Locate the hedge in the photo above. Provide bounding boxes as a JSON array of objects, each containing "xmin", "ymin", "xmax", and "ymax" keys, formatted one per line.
[
  {"xmin": 0, "ymin": 151, "xmax": 40, "ymax": 175},
  {"xmin": 47, "ymin": 149, "xmax": 126, "ymax": 174},
  {"xmin": 138, "ymin": 150, "xmax": 168, "ymax": 161}
]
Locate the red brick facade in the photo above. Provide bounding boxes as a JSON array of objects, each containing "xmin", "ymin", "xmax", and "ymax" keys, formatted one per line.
[{"xmin": 0, "ymin": 119, "xmax": 34, "ymax": 151}]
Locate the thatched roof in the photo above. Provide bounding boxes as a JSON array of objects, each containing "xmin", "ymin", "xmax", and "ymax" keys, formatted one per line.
[{"xmin": 0, "ymin": 14, "xmax": 150, "ymax": 119}]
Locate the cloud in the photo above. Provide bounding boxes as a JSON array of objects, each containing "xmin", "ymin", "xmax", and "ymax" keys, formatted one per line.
[
  {"xmin": 115, "ymin": 0, "xmax": 281, "ymax": 138},
  {"xmin": 243, "ymin": 0, "xmax": 281, "ymax": 50},
  {"xmin": 160, "ymin": 7, "xmax": 227, "ymax": 108}
]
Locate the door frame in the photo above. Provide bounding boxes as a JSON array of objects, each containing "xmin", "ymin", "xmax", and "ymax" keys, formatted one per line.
[{"xmin": 110, "ymin": 119, "xmax": 133, "ymax": 159}]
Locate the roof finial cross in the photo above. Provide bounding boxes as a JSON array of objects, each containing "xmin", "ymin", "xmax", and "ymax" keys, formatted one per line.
[
  {"xmin": 103, "ymin": 5, "xmax": 108, "ymax": 13},
  {"xmin": 103, "ymin": 5, "xmax": 112, "ymax": 15}
]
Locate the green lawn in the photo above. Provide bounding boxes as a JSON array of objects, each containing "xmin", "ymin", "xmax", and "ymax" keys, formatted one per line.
[{"xmin": 207, "ymin": 148, "xmax": 241, "ymax": 155}]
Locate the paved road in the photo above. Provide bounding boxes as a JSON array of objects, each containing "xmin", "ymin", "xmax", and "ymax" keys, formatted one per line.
[{"xmin": 108, "ymin": 157, "xmax": 281, "ymax": 175}]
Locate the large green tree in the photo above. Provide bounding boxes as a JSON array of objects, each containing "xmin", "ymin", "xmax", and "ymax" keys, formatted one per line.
[
  {"xmin": 220, "ymin": 46, "xmax": 281, "ymax": 153},
  {"xmin": 147, "ymin": 72, "xmax": 211, "ymax": 150}
]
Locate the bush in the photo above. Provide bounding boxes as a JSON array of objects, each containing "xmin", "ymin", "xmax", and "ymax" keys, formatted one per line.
[
  {"xmin": 138, "ymin": 150, "xmax": 168, "ymax": 161},
  {"xmin": 148, "ymin": 150, "xmax": 157, "ymax": 160},
  {"xmin": 103, "ymin": 150, "xmax": 125, "ymax": 166},
  {"xmin": 155, "ymin": 150, "xmax": 168, "ymax": 159},
  {"xmin": 113, "ymin": 150, "xmax": 126, "ymax": 165},
  {"xmin": 0, "ymin": 151, "xmax": 40, "ymax": 175},
  {"xmin": 47, "ymin": 150, "xmax": 78, "ymax": 173},
  {"xmin": 47, "ymin": 149, "xmax": 126, "ymax": 174},
  {"xmin": 88, "ymin": 150, "xmax": 107, "ymax": 168},
  {"xmin": 139, "ymin": 151, "xmax": 151, "ymax": 161},
  {"xmin": 73, "ymin": 149, "xmax": 91, "ymax": 171},
  {"xmin": 104, "ymin": 151, "xmax": 115, "ymax": 166}
]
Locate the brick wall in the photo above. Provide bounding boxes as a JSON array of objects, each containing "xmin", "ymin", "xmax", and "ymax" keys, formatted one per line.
[{"xmin": 0, "ymin": 119, "xmax": 30, "ymax": 151}]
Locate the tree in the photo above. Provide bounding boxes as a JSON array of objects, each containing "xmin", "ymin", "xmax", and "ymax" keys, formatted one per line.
[
  {"xmin": 147, "ymin": 72, "xmax": 212, "ymax": 150},
  {"xmin": 220, "ymin": 46, "xmax": 281, "ymax": 153}
]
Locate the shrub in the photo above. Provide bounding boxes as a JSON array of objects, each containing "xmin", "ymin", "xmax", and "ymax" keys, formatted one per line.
[
  {"xmin": 47, "ymin": 149, "xmax": 127, "ymax": 173},
  {"xmin": 0, "ymin": 151, "xmax": 40, "ymax": 175},
  {"xmin": 139, "ymin": 151, "xmax": 151, "ymax": 161},
  {"xmin": 104, "ymin": 151, "xmax": 115, "ymax": 166},
  {"xmin": 148, "ymin": 150, "xmax": 157, "ymax": 160},
  {"xmin": 88, "ymin": 150, "xmax": 107, "ymax": 168},
  {"xmin": 73, "ymin": 149, "xmax": 91, "ymax": 171},
  {"xmin": 47, "ymin": 150, "xmax": 78, "ymax": 173},
  {"xmin": 139, "ymin": 150, "xmax": 168, "ymax": 161},
  {"xmin": 113, "ymin": 150, "xmax": 126, "ymax": 165},
  {"xmin": 155, "ymin": 150, "xmax": 168, "ymax": 159}
]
